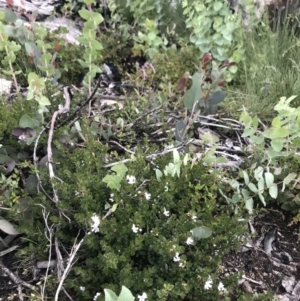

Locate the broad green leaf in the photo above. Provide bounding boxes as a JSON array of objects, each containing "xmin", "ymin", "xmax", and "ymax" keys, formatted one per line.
[
  {"xmin": 117, "ymin": 286, "xmax": 134, "ymax": 301},
  {"xmin": 272, "ymin": 117, "xmax": 281, "ymax": 128},
  {"xmin": 252, "ymin": 116, "xmax": 258, "ymax": 130},
  {"xmin": 183, "ymin": 154, "xmax": 190, "ymax": 166},
  {"xmin": 242, "ymin": 171, "xmax": 249, "ymax": 185},
  {"xmin": 102, "ymin": 175, "xmax": 122, "ymax": 191},
  {"xmin": 269, "ymin": 184, "xmax": 278, "ymax": 199},
  {"xmin": 282, "ymin": 173, "xmax": 297, "ymax": 192},
  {"xmin": 0, "ymin": 218, "xmax": 20, "ymax": 235},
  {"xmin": 183, "ymin": 72, "xmax": 202, "ymax": 109},
  {"xmin": 250, "ymin": 134, "xmax": 264, "ymax": 145},
  {"xmin": 257, "ymin": 177, "xmax": 264, "ymax": 194},
  {"xmin": 190, "ymin": 226, "xmax": 212, "ymax": 239},
  {"xmin": 19, "ymin": 114, "xmax": 39, "ymax": 128},
  {"xmin": 242, "ymin": 128, "xmax": 256, "ymax": 137},
  {"xmin": 258, "ymin": 193, "xmax": 265, "ymax": 205},
  {"xmin": 104, "ymin": 289, "xmax": 118, "ymax": 301},
  {"xmin": 263, "ymin": 127, "xmax": 289, "ymax": 139},
  {"xmin": 240, "ymin": 111, "xmax": 252, "ymax": 129},
  {"xmin": 208, "ymin": 90, "xmax": 226, "ymax": 105},
  {"xmin": 254, "ymin": 166, "xmax": 264, "ymax": 181},
  {"xmin": 245, "ymin": 197, "xmax": 253, "ymax": 214},
  {"xmin": 248, "ymin": 182, "xmax": 258, "ymax": 193},
  {"xmin": 201, "ymin": 133, "xmax": 219, "ymax": 144},
  {"xmin": 155, "ymin": 169, "xmax": 163, "ymax": 181},
  {"xmin": 37, "ymin": 96, "xmax": 51, "ymax": 106},
  {"xmin": 111, "ymin": 163, "xmax": 128, "ymax": 177},
  {"xmin": 173, "ymin": 149, "xmax": 180, "ymax": 164},
  {"xmin": 264, "ymin": 172, "xmax": 274, "ymax": 188},
  {"xmin": 271, "ymin": 138, "xmax": 284, "ymax": 152}
]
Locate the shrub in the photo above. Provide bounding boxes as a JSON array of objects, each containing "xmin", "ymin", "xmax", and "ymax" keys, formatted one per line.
[{"xmin": 12, "ymin": 136, "xmax": 245, "ymax": 300}]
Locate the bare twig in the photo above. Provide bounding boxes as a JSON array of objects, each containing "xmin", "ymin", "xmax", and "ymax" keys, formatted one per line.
[
  {"xmin": 54, "ymin": 235, "xmax": 84, "ymax": 301},
  {"xmin": 0, "ymin": 260, "xmax": 36, "ymax": 290}
]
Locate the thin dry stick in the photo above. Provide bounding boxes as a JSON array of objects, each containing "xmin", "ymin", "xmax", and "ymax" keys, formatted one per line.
[
  {"xmin": 54, "ymin": 236, "xmax": 84, "ymax": 301},
  {"xmin": 0, "ymin": 260, "xmax": 36, "ymax": 290},
  {"xmin": 47, "ymin": 86, "xmax": 71, "ymax": 202}
]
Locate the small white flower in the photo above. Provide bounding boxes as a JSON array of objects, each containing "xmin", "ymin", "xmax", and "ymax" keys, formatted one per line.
[
  {"xmin": 144, "ymin": 192, "xmax": 151, "ymax": 200},
  {"xmin": 126, "ymin": 175, "xmax": 136, "ymax": 184},
  {"xmin": 173, "ymin": 252, "xmax": 180, "ymax": 262},
  {"xmin": 75, "ymin": 190, "xmax": 80, "ymax": 196},
  {"xmin": 109, "ymin": 193, "xmax": 114, "ymax": 202},
  {"xmin": 79, "ymin": 286, "xmax": 85, "ymax": 292},
  {"xmin": 204, "ymin": 275, "xmax": 213, "ymax": 290},
  {"xmin": 186, "ymin": 237, "xmax": 194, "ymax": 245},
  {"xmin": 132, "ymin": 224, "xmax": 139, "ymax": 233},
  {"xmin": 93, "ymin": 292, "xmax": 101, "ymax": 300},
  {"xmin": 218, "ymin": 282, "xmax": 227, "ymax": 292},
  {"xmin": 137, "ymin": 292, "xmax": 147, "ymax": 301},
  {"xmin": 163, "ymin": 208, "xmax": 170, "ymax": 217},
  {"xmin": 0, "ymin": 144, "xmax": 2, "ymax": 148},
  {"xmin": 91, "ymin": 214, "xmax": 100, "ymax": 233},
  {"xmin": 191, "ymin": 215, "xmax": 197, "ymax": 221}
]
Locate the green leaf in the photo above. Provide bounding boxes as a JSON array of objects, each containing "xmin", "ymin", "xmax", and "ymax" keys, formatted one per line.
[
  {"xmin": 208, "ymin": 90, "xmax": 226, "ymax": 105},
  {"xmin": 282, "ymin": 173, "xmax": 297, "ymax": 192},
  {"xmin": 263, "ymin": 127, "xmax": 289, "ymax": 139},
  {"xmin": 201, "ymin": 133, "xmax": 219, "ymax": 144},
  {"xmin": 242, "ymin": 128, "xmax": 256, "ymax": 137},
  {"xmin": 264, "ymin": 172, "xmax": 274, "ymax": 188},
  {"xmin": 104, "ymin": 289, "xmax": 118, "ymax": 301},
  {"xmin": 242, "ymin": 171, "xmax": 249, "ymax": 185},
  {"xmin": 147, "ymin": 31, "xmax": 156, "ymax": 41},
  {"xmin": 269, "ymin": 184, "xmax": 278, "ymax": 199},
  {"xmin": 79, "ymin": 9, "xmax": 91, "ymax": 20},
  {"xmin": 213, "ymin": 1, "xmax": 223, "ymax": 11},
  {"xmin": 0, "ymin": 11, "xmax": 5, "ymax": 20},
  {"xmin": 37, "ymin": 96, "xmax": 51, "ymax": 106},
  {"xmin": 245, "ymin": 197, "xmax": 253, "ymax": 214},
  {"xmin": 111, "ymin": 163, "xmax": 128, "ymax": 177},
  {"xmin": 173, "ymin": 149, "xmax": 180, "ymax": 164},
  {"xmin": 183, "ymin": 72, "xmax": 202, "ymax": 109},
  {"xmin": 271, "ymin": 138, "xmax": 284, "ymax": 152},
  {"xmin": 248, "ymin": 182, "xmax": 258, "ymax": 193},
  {"xmin": 272, "ymin": 117, "xmax": 281, "ymax": 128},
  {"xmin": 175, "ymin": 120, "xmax": 186, "ymax": 143},
  {"xmin": 0, "ymin": 154, "xmax": 11, "ymax": 164},
  {"xmin": 117, "ymin": 286, "xmax": 134, "ymax": 301},
  {"xmin": 252, "ymin": 116, "xmax": 258, "ymax": 130},
  {"xmin": 0, "ymin": 218, "xmax": 20, "ymax": 235},
  {"xmin": 254, "ymin": 166, "xmax": 264, "ymax": 181},
  {"xmin": 155, "ymin": 169, "xmax": 163, "ymax": 181},
  {"xmin": 239, "ymin": 111, "xmax": 252, "ymax": 128},
  {"xmin": 102, "ymin": 175, "xmax": 122, "ymax": 191},
  {"xmin": 19, "ymin": 114, "xmax": 39, "ymax": 128},
  {"xmin": 111, "ymin": 204, "xmax": 118, "ymax": 212},
  {"xmin": 258, "ymin": 193, "xmax": 265, "ymax": 206},
  {"xmin": 190, "ymin": 226, "xmax": 212, "ymax": 239}
]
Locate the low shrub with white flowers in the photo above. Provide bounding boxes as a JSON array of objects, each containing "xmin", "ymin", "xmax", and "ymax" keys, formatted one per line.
[{"xmin": 15, "ymin": 137, "xmax": 244, "ymax": 300}]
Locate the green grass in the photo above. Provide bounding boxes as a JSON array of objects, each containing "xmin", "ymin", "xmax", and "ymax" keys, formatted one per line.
[{"xmin": 226, "ymin": 17, "xmax": 300, "ymax": 122}]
